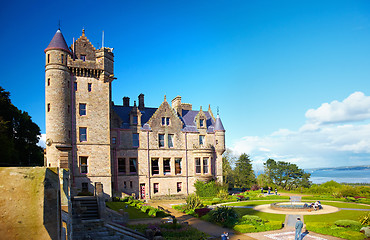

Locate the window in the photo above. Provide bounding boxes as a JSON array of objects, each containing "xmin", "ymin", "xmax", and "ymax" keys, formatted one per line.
[
  {"xmin": 177, "ymin": 182, "xmax": 182, "ymax": 192},
  {"xmin": 47, "ymin": 54, "xmax": 50, "ymax": 63},
  {"xmin": 80, "ymin": 156, "xmax": 88, "ymax": 174},
  {"xmin": 118, "ymin": 158, "xmax": 125, "ymax": 173},
  {"xmin": 88, "ymin": 83, "xmax": 92, "ymax": 92},
  {"xmin": 203, "ymin": 157, "xmax": 209, "ymax": 174},
  {"xmin": 80, "ymin": 55, "xmax": 86, "ymax": 61},
  {"xmin": 112, "ymin": 137, "xmax": 116, "ymax": 144},
  {"xmin": 129, "ymin": 158, "xmax": 137, "ymax": 173},
  {"xmin": 200, "ymin": 119, "xmax": 204, "ymax": 127},
  {"xmin": 199, "ymin": 135, "xmax": 205, "ymax": 145},
  {"xmin": 132, "ymin": 133, "xmax": 139, "ymax": 147},
  {"xmin": 161, "ymin": 117, "xmax": 170, "ymax": 125},
  {"xmin": 68, "ymin": 81, "xmax": 70, "ymax": 88},
  {"xmin": 151, "ymin": 158, "xmax": 159, "ymax": 175},
  {"xmin": 47, "ymin": 103, "xmax": 50, "ymax": 112},
  {"xmin": 68, "ymin": 130, "xmax": 71, "ymax": 139},
  {"xmin": 168, "ymin": 134, "xmax": 174, "ymax": 148},
  {"xmin": 159, "ymin": 134, "xmax": 165, "ymax": 147},
  {"xmin": 74, "ymin": 82, "xmax": 77, "ymax": 91},
  {"xmin": 163, "ymin": 158, "xmax": 171, "ymax": 175},
  {"xmin": 82, "ymin": 182, "xmax": 88, "ymax": 192},
  {"xmin": 79, "ymin": 103, "xmax": 86, "ymax": 116},
  {"xmin": 79, "ymin": 127, "xmax": 87, "ymax": 142},
  {"xmin": 124, "ymin": 181, "xmax": 127, "ymax": 188},
  {"xmin": 195, "ymin": 158, "xmax": 201, "ymax": 174},
  {"xmin": 154, "ymin": 183, "xmax": 159, "ymax": 193},
  {"xmin": 68, "ymin": 105, "xmax": 70, "ymax": 113},
  {"xmin": 47, "ymin": 78, "xmax": 50, "ymax": 86},
  {"xmin": 130, "ymin": 181, "xmax": 133, "ymax": 188},
  {"xmin": 175, "ymin": 158, "xmax": 182, "ymax": 175},
  {"xmin": 132, "ymin": 116, "xmax": 138, "ymax": 124},
  {"xmin": 61, "ymin": 54, "xmax": 64, "ymax": 64}
]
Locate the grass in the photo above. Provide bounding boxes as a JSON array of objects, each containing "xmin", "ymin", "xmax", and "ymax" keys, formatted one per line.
[
  {"xmin": 319, "ymin": 201, "xmax": 370, "ymax": 209},
  {"xmin": 106, "ymin": 202, "xmax": 150, "ymax": 219},
  {"xmin": 233, "ymin": 208, "xmax": 286, "ymax": 222},
  {"xmin": 225, "ymin": 200, "xmax": 286, "ymax": 206},
  {"xmin": 304, "ymin": 210, "xmax": 370, "ymax": 223}
]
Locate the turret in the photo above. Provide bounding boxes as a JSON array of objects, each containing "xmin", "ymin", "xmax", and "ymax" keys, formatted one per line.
[
  {"xmin": 45, "ymin": 29, "xmax": 72, "ymax": 168},
  {"xmin": 214, "ymin": 114, "xmax": 225, "ymax": 154}
]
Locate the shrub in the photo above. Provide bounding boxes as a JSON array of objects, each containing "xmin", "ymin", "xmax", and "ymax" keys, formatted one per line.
[
  {"xmin": 233, "ymin": 224, "xmax": 256, "ymax": 233},
  {"xmin": 217, "ymin": 189, "xmax": 230, "ymax": 199},
  {"xmin": 242, "ymin": 215, "xmax": 263, "ymax": 225},
  {"xmin": 194, "ymin": 208, "xmax": 211, "ymax": 217},
  {"xmin": 186, "ymin": 194, "xmax": 203, "ymax": 210},
  {"xmin": 141, "ymin": 205, "xmax": 150, "ymax": 213},
  {"xmin": 209, "ymin": 206, "xmax": 238, "ymax": 228},
  {"xmin": 194, "ymin": 180, "xmax": 226, "ymax": 198},
  {"xmin": 334, "ymin": 219, "xmax": 361, "ymax": 229},
  {"xmin": 148, "ymin": 207, "xmax": 158, "ymax": 217},
  {"xmin": 359, "ymin": 212, "xmax": 370, "ymax": 226},
  {"xmin": 264, "ymin": 221, "xmax": 283, "ymax": 231}
]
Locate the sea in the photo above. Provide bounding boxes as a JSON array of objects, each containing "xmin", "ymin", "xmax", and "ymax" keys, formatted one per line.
[{"xmin": 306, "ymin": 167, "xmax": 370, "ymax": 184}]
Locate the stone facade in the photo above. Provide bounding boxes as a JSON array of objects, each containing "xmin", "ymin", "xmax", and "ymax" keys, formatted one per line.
[{"xmin": 45, "ymin": 29, "xmax": 225, "ymax": 199}]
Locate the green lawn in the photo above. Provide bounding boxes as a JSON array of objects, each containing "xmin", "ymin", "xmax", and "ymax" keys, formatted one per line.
[
  {"xmin": 225, "ymin": 200, "xmax": 285, "ymax": 207},
  {"xmin": 304, "ymin": 210, "xmax": 370, "ymax": 223},
  {"xmin": 106, "ymin": 202, "xmax": 150, "ymax": 219},
  {"xmin": 233, "ymin": 208, "xmax": 286, "ymax": 222},
  {"xmin": 319, "ymin": 201, "xmax": 370, "ymax": 209}
]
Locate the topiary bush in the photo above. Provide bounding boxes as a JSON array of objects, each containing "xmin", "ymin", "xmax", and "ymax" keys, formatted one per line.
[
  {"xmin": 242, "ymin": 215, "xmax": 264, "ymax": 225},
  {"xmin": 334, "ymin": 219, "xmax": 362, "ymax": 229},
  {"xmin": 233, "ymin": 224, "xmax": 256, "ymax": 233},
  {"xmin": 140, "ymin": 205, "xmax": 150, "ymax": 213},
  {"xmin": 209, "ymin": 206, "xmax": 238, "ymax": 228}
]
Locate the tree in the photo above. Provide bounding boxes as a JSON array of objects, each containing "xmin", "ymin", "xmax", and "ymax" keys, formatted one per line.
[
  {"xmin": 222, "ymin": 149, "xmax": 235, "ymax": 187},
  {"xmin": 0, "ymin": 86, "xmax": 43, "ymax": 166},
  {"xmin": 234, "ymin": 153, "xmax": 256, "ymax": 188},
  {"xmin": 264, "ymin": 158, "xmax": 311, "ymax": 190}
]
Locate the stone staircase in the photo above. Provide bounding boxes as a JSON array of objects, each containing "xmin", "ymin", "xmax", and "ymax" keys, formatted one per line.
[{"xmin": 72, "ymin": 196, "xmax": 147, "ymax": 240}]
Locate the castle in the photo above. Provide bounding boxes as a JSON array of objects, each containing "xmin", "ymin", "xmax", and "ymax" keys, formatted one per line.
[{"xmin": 44, "ymin": 29, "xmax": 225, "ymax": 199}]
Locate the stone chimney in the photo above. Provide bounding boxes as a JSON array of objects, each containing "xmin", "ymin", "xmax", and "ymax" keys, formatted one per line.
[
  {"xmin": 138, "ymin": 93, "xmax": 144, "ymax": 111},
  {"xmin": 123, "ymin": 97, "xmax": 130, "ymax": 107}
]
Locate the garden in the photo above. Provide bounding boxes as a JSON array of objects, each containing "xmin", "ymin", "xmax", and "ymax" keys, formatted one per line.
[{"xmin": 171, "ymin": 180, "xmax": 370, "ymax": 240}]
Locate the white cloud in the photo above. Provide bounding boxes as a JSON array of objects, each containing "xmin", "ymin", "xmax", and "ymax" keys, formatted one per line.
[
  {"xmin": 232, "ymin": 92, "xmax": 370, "ymax": 169},
  {"xmin": 305, "ymin": 91, "xmax": 370, "ymax": 124},
  {"xmin": 37, "ymin": 133, "xmax": 46, "ymax": 149}
]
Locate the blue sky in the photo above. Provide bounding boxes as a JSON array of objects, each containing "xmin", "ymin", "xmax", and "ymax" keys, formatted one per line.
[{"xmin": 1, "ymin": 0, "xmax": 370, "ymax": 169}]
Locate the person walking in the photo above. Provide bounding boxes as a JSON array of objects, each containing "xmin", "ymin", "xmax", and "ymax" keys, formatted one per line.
[
  {"xmin": 268, "ymin": 186, "xmax": 271, "ymax": 195},
  {"xmin": 221, "ymin": 231, "xmax": 229, "ymax": 240},
  {"xmin": 295, "ymin": 217, "xmax": 303, "ymax": 240},
  {"xmin": 275, "ymin": 188, "xmax": 278, "ymax": 195}
]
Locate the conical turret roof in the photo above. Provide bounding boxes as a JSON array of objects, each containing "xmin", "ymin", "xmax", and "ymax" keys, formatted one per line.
[
  {"xmin": 214, "ymin": 114, "xmax": 225, "ymax": 131},
  {"xmin": 44, "ymin": 29, "xmax": 71, "ymax": 54}
]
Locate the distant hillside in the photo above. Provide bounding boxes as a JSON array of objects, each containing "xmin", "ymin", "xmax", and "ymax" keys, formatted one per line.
[{"xmin": 306, "ymin": 165, "xmax": 370, "ymax": 172}]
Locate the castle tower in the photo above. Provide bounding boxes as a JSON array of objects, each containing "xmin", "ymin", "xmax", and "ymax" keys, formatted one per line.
[
  {"xmin": 214, "ymin": 114, "xmax": 226, "ymax": 182},
  {"xmin": 45, "ymin": 29, "xmax": 72, "ymax": 168},
  {"xmin": 68, "ymin": 29, "xmax": 114, "ymax": 196}
]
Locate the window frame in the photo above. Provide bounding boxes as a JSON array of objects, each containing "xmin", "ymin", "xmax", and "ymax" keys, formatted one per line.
[
  {"xmin": 168, "ymin": 134, "xmax": 174, "ymax": 148},
  {"xmin": 79, "ymin": 103, "xmax": 87, "ymax": 116},
  {"xmin": 88, "ymin": 83, "xmax": 92, "ymax": 92},
  {"xmin": 195, "ymin": 158, "xmax": 201, "ymax": 174},
  {"xmin": 203, "ymin": 157, "xmax": 209, "ymax": 174},
  {"xmin": 154, "ymin": 183, "xmax": 159, "ymax": 194},
  {"xmin": 80, "ymin": 156, "xmax": 88, "ymax": 174},
  {"xmin": 163, "ymin": 158, "xmax": 171, "ymax": 175},
  {"xmin": 177, "ymin": 182, "xmax": 182, "ymax": 192},
  {"xmin": 151, "ymin": 158, "xmax": 159, "ymax": 175},
  {"xmin": 158, "ymin": 134, "xmax": 165, "ymax": 148},
  {"xmin": 132, "ymin": 133, "xmax": 139, "ymax": 148},
  {"xmin": 175, "ymin": 158, "xmax": 182, "ymax": 175},
  {"xmin": 80, "ymin": 55, "xmax": 86, "ymax": 61},
  {"xmin": 129, "ymin": 158, "xmax": 137, "ymax": 174},
  {"xmin": 79, "ymin": 127, "xmax": 87, "ymax": 142},
  {"xmin": 118, "ymin": 158, "xmax": 126, "ymax": 173}
]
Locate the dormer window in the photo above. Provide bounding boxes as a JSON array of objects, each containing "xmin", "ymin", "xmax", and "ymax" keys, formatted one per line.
[
  {"xmin": 80, "ymin": 55, "xmax": 86, "ymax": 61},
  {"xmin": 200, "ymin": 119, "xmax": 204, "ymax": 127}
]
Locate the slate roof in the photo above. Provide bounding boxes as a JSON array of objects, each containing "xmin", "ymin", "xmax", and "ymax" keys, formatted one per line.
[
  {"xmin": 214, "ymin": 114, "xmax": 225, "ymax": 131},
  {"xmin": 45, "ymin": 29, "xmax": 71, "ymax": 54},
  {"xmin": 112, "ymin": 105, "xmax": 224, "ymax": 133}
]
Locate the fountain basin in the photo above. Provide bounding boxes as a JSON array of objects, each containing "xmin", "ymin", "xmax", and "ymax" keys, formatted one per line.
[{"xmin": 270, "ymin": 202, "xmax": 313, "ymax": 211}]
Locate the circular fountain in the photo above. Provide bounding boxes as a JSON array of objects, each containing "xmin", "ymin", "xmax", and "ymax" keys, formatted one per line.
[{"xmin": 270, "ymin": 202, "xmax": 312, "ymax": 211}]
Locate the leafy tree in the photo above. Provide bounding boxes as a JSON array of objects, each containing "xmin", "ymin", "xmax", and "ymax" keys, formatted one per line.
[
  {"xmin": 257, "ymin": 173, "xmax": 271, "ymax": 189},
  {"xmin": 0, "ymin": 86, "xmax": 43, "ymax": 166},
  {"xmin": 222, "ymin": 148, "xmax": 235, "ymax": 187},
  {"xmin": 234, "ymin": 153, "xmax": 256, "ymax": 188},
  {"xmin": 264, "ymin": 159, "xmax": 311, "ymax": 190}
]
